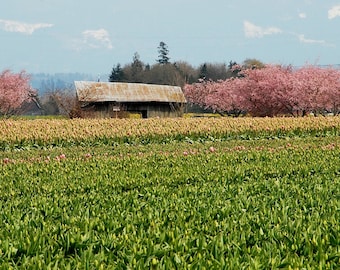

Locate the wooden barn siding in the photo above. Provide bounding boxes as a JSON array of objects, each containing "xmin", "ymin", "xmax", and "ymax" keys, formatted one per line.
[{"xmin": 81, "ymin": 102, "xmax": 184, "ymax": 118}]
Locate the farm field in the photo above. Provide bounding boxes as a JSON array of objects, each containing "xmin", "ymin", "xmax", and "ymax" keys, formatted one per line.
[{"xmin": 0, "ymin": 117, "xmax": 339, "ymax": 269}]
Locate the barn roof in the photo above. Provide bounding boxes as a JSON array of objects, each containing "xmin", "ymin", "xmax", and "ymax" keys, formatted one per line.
[{"xmin": 75, "ymin": 81, "xmax": 187, "ymax": 103}]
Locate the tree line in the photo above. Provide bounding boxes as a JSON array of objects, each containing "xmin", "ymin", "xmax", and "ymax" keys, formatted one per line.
[{"xmin": 108, "ymin": 41, "xmax": 261, "ymax": 87}]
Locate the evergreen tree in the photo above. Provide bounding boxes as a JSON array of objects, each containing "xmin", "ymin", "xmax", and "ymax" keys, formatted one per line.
[
  {"xmin": 157, "ymin": 41, "xmax": 170, "ymax": 65},
  {"xmin": 199, "ymin": 63, "xmax": 208, "ymax": 80},
  {"xmin": 109, "ymin": 63, "xmax": 125, "ymax": 82}
]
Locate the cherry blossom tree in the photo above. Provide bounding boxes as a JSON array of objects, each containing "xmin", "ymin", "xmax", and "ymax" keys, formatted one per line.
[
  {"xmin": 292, "ymin": 65, "xmax": 340, "ymax": 115},
  {"xmin": 0, "ymin": 69, "xmax": 36, "ymax": 117},
  {"xmin": 184, "ymin": 64, "xmax": 340, "ymax": 117},
  {"xmin": 237, "ymin": 65, "xmax": 297, "ymax": 116}
]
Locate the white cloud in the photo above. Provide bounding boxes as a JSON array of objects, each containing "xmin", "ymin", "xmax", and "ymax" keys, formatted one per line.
[
  {"xmin": 328, "ymin": 5, "xmax": 340, "ymax": 19},
  {"xmin": 81, "ymin": 29, "xmax": 113, "ymax": 49},
  {"xmin": 298, "ymin": 34, "xmax": 325, "ymax": 44},
  {"xmin": 244, "ymin": 21, "xmax": 282, "ymax": 38},
  {"xmin": 0, "ymin": 19, "xmax": 53, "ymax": 35},
  {"xmin": 297, "ymin": 34, "xmax": 335, "ymax": 47},
  {"xmin": 299, "ymin": 13, "xmax": 307, "ymax": 19}
]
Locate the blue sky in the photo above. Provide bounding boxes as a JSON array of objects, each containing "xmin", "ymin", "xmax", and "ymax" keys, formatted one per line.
[{"xmin": 1, "ymin": 0, "xmax": 340, "ymax": 74}]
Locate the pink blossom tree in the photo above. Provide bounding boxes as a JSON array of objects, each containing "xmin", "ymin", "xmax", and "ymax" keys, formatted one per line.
[
  {"xmin": 184, "ymin": 64, "xmax": 340, "ymax": 117},
  {"xmin": 292, "ymin": 65, "xmax": 340, "ymax": 115},
  {"xmin": 236, "ymin": 65, "xmax": 288, "ymax": 116},
  {"xmin": 185, "ymin": 78, "xmax": 245, "ymax": 115},
  {"xmin": 0, "ymin": 69, "xmax": 36, "ymax": 117}
]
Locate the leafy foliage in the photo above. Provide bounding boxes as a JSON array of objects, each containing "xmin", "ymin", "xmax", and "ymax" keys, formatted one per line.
[{"xmin": 0, "ymin": 119, "xmax": 339, "ymax": 268}]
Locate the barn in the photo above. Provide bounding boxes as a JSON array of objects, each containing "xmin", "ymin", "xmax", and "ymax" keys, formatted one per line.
[{"xmin": 75, "ymin": 81, "xmax": 187, "ymax": 118}]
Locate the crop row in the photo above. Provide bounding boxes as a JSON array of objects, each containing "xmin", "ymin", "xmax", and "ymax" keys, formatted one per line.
[
  {"xmin": 0, "ymin": 117, "xmax": 339, "ymax": 149},
  {"xmin": 0, "ymin": 136, "xmax": 339, "ymax": 268}
]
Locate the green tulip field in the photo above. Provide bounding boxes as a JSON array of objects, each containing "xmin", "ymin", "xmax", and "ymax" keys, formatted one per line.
[{"xmin": 0, "ymin": 117, "xmax": 339, "ymax": 269}]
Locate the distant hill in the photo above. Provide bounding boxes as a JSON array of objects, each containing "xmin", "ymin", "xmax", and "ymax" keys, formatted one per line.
[{"xmin": 30, "ymin": 73, "xmax": 109, "ymax": 95}]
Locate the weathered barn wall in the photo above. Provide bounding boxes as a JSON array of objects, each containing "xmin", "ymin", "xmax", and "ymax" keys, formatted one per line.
[
  {"xmin": 125, "ymin": 102, "xmax": 185, "ymax": 118},
  {"xmin": 81, "ymin": 101, "xmax": 185, "ymax": 118}
]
